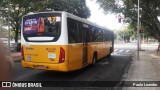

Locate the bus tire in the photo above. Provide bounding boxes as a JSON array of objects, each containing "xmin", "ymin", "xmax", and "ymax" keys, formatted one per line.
[
  {"xmin": 107, "ymin": 48, "xmax": 112, "ymax": 58},
  {"xmin": 92, "ymin": 53, "xmax": 97, "ymax": 65},
  {"xmin": 107, "ymin": 53, "xmax": 111, "ymax": 58}
]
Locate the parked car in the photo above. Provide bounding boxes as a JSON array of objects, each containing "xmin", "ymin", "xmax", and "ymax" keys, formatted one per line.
[{"xmin": 15, "ymin": 43, "xmax": 21, "ymax": 52}]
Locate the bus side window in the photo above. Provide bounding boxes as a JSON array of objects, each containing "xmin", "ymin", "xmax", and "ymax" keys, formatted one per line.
[
  {"xmin": 106, "ymin": 34, "xmax": 111, "ymax": 41},
  {"xmin": 67, "ymin": 18, "xmax": 80, "ymax": 43},
  {"xmin": 102, "ymin": 30, "xmax": 105, "ymax": 42},
  {"xmin": 91, "ymin": 27, "xmax": 96, "ymax": 42},
  {"xmin": 105, "ymin": 32, "xmax": 108, "ymax": 41},
  {"xmin": 78, "ymin": 22, "xmax": 82, "ymax": 43},
  {"xmin": 94, "ymin": 28, "xmax": 99, "ymax": 42},
  {"xmin": 90, "ymin": 27, "xmax": 94, "ymax": 42},
  {"xmin": 109, "ymin": 34, "xmax": 111, "ymax": 41},
  {"xmin": 95, "ymin": 29, "xmax": 103, "ymax": 42}
]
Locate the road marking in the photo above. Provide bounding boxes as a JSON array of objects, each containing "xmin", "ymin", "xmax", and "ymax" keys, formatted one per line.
[
  {"xmin": 119, "ymin": 49, "xmax": 124, "ymax": 52},
  {"xmin": 112, "ymin": 49, "xmax": 133, "ymax": 56},
  {"xmin": 125, "ymin": 50, "xmax": 130, "ymax": 52},
  {"xmin": 111, "ymin": 53, "xmax": 120, "ymax": 55},
  {"xmin": 114, "ymin": 49, "xmax": 118, "ymax": 52}
]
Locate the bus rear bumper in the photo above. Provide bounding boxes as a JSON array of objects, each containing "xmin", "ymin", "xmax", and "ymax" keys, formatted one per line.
[{"xmin": 22, "ymin": 61, "xmax": 69, "ymax": 72}]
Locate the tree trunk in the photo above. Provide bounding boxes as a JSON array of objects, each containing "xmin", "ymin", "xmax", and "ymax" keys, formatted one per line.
[
  {"xmin": 15, "ymin": 19, "xmax": 19, "ymax": 43},
  {"xmin": 15, "ymin": 30, "xmax": 18, "ymax": 43}
]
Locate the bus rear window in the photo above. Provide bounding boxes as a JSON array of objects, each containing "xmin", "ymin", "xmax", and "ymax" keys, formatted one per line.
[{"xmin": 23, "ymin": 13, "xmax": 61, "ymax": 42}]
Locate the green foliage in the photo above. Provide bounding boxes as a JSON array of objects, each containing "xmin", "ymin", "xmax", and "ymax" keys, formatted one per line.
[
  {"xmin": 0, "ymin": 17, "xmax": 7, "ymax": 38},
  {"xmin": 47, "ymin": 0, "xmax": 90, "ymax": 18},
  {"xmin": 96, "ymin": 0, "xmax": 115, "ymax": 13},
  {"xmin": 0, "ymin": 0, "xmax": 90, "ymax": 42},
  {"xmin": 0, "ymin": 0, "xmax": 44, "ymax": 42},
  {"xmin": 96, "ymin": 0, "xmax": 122, "ymax": 14},
  {"xmin": 115, "ymin": 24, "xmax": 135, "ymax": 42},
  {"xmin": 123, "ymin": 0, "xmax": 160, "ymax": 39},
  {"xmin": 97, "ymin": 0, "xmax": 160, "ymax": 40}
]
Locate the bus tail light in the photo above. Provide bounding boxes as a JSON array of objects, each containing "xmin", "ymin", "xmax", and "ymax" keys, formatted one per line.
[
  {"xmin": 21, "ymin": 47, "xmax": 25, "ymax": 61},
  {"xmin": 59, "ymin": 47, "xmax": 65, "ymax": 63}
]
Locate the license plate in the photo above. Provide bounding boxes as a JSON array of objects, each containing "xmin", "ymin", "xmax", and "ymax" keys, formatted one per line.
[
  {"xmin": 37, "ymin": 65, "xmax": 45, "ymax": 69},
  {"xmin": 28, "ymin": 55, "xmax": 31, "ymax": 61},
  {"xmin": 48, "ymin": 53, "xmax": 56, "ymax": 59}
]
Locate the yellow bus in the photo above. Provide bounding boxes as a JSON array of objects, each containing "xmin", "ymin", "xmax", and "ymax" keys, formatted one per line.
[{"xmin": 21, "ymin": 11, "xmax": 114, "ymax": 72}]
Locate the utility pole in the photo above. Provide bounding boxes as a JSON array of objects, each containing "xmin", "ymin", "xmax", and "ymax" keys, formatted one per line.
[
  {"xmin": 7, "ymin": 0, "xmax": 10, "ymax": 55},
  {"xmin": 137, "ymin": 0, "xmax": 140, "ymax": 60},
  {"xmin": 139, "ymin": 20, "xmax": 141, "ymax": 50}
]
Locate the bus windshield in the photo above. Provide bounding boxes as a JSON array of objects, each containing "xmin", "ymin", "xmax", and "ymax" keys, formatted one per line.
[{"xmin": 23, "ymin": 13, "xmax": 61, "ymax": 42}]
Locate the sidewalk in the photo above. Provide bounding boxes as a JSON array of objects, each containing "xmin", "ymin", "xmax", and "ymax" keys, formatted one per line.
[
  {"xmin": 141, "ymin": 43, "xmax": 159, "ymax": 48},
  {"xmin": 122, "ymin": 50, "xmax": 160, "ymax": 90},
  {"xmin": 10, "ymin": 52, "xmax": 21, "ymax": 63}
]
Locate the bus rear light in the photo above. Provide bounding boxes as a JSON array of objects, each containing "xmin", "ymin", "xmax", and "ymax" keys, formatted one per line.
[
  {"xmin": 59, "ymin": 47, "xmax": 65, "ymax": 63},
  {"xmin": 21, "ymin": 47, "xmax": 25, "ymax": 61}
]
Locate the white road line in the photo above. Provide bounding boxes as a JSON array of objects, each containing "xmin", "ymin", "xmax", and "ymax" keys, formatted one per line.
[
  {"xmin": 125, "ymin": 50, "xmax": 130, "ymax": 52},
  {"xmin": 119, "ymin": 49, "xmax": 124, "ymax": 53},
  {"xmin": 114, "ymin": 49, "xmax": 118, "ymax": 52},
  {"xmin": 111, "ymin": 53, "xmax": 120, "ymax": 55}
]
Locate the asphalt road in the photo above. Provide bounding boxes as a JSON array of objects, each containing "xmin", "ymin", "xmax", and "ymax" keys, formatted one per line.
[
  {"xmin": 10, "ymin": 43, "xmax": 136, "ymax": 90},
  {"xmin": 12, "ymin": 55, "xmax": 132, "ymax": 81}
]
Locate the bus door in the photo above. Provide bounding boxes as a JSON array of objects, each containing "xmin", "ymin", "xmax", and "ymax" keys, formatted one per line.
[{"xmin": 82, "ymin": 24, "xmax": 89, "ymax": 66}]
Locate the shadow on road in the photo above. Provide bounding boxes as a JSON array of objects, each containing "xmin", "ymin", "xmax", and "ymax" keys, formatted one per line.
[
  {"xmin": 13, "ymin": 55, "xmax": 132, "ymax": 83},
  {"xmin": 11, "ymin": 55, "xmax": 132, "ymax": 90}
]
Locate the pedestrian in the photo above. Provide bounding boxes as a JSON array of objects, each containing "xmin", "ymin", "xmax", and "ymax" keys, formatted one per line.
[
  {"xmin": 157, "ymin": 39, "xmax": 160, "ymax": 54},
  {"xmin": 156, "ymin": 32, "xmax": 160, "ymax": 54}
]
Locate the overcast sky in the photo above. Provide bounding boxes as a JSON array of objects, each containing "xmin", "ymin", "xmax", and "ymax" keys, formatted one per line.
[{"xmin": 86, "ymin": 0, "xmax": 122, "ymax": 30}]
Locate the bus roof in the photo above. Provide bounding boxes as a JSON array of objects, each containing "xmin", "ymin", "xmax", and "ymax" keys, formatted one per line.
[{"xmin": 24, "ymin": 11, "xmax": 113, "ymax": 33}]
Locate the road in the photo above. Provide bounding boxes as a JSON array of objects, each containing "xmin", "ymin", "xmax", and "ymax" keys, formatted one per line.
[{"xmin": 10, "ymin": 42, "xmax": 136, "ymax": 90}]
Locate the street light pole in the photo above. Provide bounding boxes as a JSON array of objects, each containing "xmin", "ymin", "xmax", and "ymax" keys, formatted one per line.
[
  {"xmin": 7, "ymin": 0, "xmax": 10, "ymax": 55},
  {"xmin": 139, "ymin": 19, "xmax": 141, "ymax": 50},
  {"xmin": 137, "ymin": 0, "xmax": 140, "ymax": 60}
]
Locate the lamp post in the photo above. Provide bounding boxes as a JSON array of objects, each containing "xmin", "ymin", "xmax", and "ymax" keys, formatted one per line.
[
  {"xmin": 7, "ymin": 0, "xmax": 10, "ymax": 55},
  {"xmin": 137, "ymin": 0, "xmax": 140, "ymax": 60},
  {"xmin": 139, "ymin": 16, "xmax": 141, "ymax": 50}
]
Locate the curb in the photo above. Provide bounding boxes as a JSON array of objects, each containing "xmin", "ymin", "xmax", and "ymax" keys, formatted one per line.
[{"xmin": 114, "ymin": 52, "xmax": 136, "ymax": 90}]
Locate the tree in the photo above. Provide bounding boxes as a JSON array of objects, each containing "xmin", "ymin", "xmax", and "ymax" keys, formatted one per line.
[
  {"xmin": 0, "ymin": 0, "xmax": 47, "ymax": 42},
  {"xmin": 0, "ymin": 17, "xmax": 7, "ymax": 38},
  {"xmin": 123, "ymin": 0, "xmax": 160, "ymax": 40},
  {"xmin": 97, "ymin": 0, "xmax": 160, "ymax": 41},
  {"xmin": 0, "ymin": 0, "xmax": 90, "ymax": 42},
  {"xmin": 46, "ymin": 0, "xmax": 90, "ymax": 19},
  {"xmin": 115, "ymin": 24, "xmax": 135, "ymax": 42}
]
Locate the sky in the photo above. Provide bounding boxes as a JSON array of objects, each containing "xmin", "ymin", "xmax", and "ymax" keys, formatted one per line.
[
  {"xmin": 86, "ymin": 0, "xmax": 123, "ymax": 30},
  {"xmin": 86, "ymin": 0, "xmax": 160, "ymax": 30}
]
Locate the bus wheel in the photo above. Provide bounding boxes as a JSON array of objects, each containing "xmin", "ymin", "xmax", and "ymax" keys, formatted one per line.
[
  {"xmin": 107, "ymin": 48, "xmax": 111, "ymax": 58},
  {"xmin": 107, "ymin": 53, "xmax": 111, "ymax": 58},
  {"xmin": 92, "ymin": 53, "xmax": 97, "ymax": 65}
]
